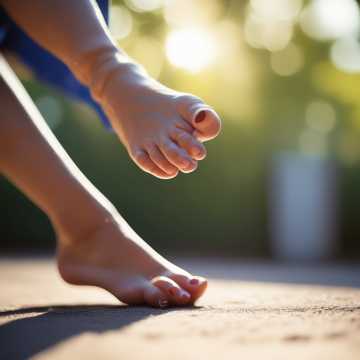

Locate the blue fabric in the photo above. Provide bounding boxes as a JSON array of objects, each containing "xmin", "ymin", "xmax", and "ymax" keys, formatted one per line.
[{"xmin": 0, "ymin": 1, "xmax": 111, "ymax": 129}]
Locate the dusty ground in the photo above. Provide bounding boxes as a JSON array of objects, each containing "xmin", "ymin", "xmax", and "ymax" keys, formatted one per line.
[{"xmin": 0, "ymin": 257, "xmax": 360, "ymax": 360}]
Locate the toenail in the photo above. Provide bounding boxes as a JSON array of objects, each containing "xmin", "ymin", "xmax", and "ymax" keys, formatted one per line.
[
  {"xmin": 194, "ymin": 147, "xmax": 204, "ymax": 157},
  {"xmin": 181, "ymin": 163, "xmax": 194, "ymax": 172},
  {"xmin": 181, "ymin": 291, "xmax": 191, "ymax": 299},
  {"xmin": 189, "ymin": 278, "xmax": 199, "ymax": 285},
  {"xmin": 159, "ymin": 299, "xmax": 169, "ymax": 308},
  {"xmin": 187, "ymin": 159, "xmax": 198, "ymax": 168},
  {"xmin": 194, "ymin": 110, "xmax": 206, "ymax": 123}
]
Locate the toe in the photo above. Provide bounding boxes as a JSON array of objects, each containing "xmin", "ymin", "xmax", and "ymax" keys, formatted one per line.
[
  {"xmin": 158, "ymin": 139, "xmax": 198, "ymax": 173},
  {"xmin": 147, "ymin": 145, "xmax": 179, "ymax": 176},
  {"xmin": 175, "ymin": 94, "xmax": 222, "ymax": 142},
  {"xmin": 192, "ymin": 108, "xmax": 222, "ymax": 142},
  {"xmin": 168, "ymin": 273, "xmax": 208, "ymax": 304},
  {"xmin": 143, "ymin": 282, "xmax": 170, "ymax": 308},
  {"xmin": 152, "ymin": 275, "xmax": 191, "ymax": 306},
  {"xmin": 130, "ymin": 148, "xmax": 178, "ymax": 179},
  {"xmin": 170, "ymin": 129, "xmax": 207, "ymax": 160}
]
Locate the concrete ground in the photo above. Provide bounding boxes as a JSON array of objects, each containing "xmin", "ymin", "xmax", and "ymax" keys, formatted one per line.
[{"xmin": 0, "ymin": 256, "xmax": 360, "ymax": 360}]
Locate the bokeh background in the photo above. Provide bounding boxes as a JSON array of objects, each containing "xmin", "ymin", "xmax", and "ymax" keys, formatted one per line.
[{"xmin": 1, "ymin": 0, "xmax": 360, "ymax": 260}]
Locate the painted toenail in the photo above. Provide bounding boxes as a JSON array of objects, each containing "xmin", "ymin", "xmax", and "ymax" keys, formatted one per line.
[
  {"xmin": 159, "ymin": 299, "xmax": 169, "ymax": 308},
  {"xmin": 181, "ymin": 291, "xmax": 191, "ymax": 299},
  {"xmin": 194, "ymin": 110, "xmax": 206, "ymax": 123},
  {"xmin": 189, "ymin": 278, "xmax": 199, "ymax": 285}
]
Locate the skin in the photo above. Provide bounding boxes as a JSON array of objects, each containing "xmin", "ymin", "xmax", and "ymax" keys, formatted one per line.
[
  {"xmin": 0, "ymin": 0, "xmax": 221, "ymax": 307},
  {"xmin": 0, "ymin": 0, "xmax": 222, "ymax": 179},
  {"xmin": 0, "ymin": 56, "xmax": 207, "ymax": 307}
]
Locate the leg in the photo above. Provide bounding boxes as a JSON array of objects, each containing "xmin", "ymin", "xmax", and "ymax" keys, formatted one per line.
[
  {"xmin": 0, "ymin": 54, "xmax": 207, "ymax": 307},
  {"xmin": 1, "ymin": 0, "xmax": 222, "ymax": 179}
]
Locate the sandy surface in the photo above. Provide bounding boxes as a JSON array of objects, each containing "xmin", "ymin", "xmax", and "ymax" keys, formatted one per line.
[{"xmin": 0, "ymin": 257, "xmax": 360, "ymax": 360}]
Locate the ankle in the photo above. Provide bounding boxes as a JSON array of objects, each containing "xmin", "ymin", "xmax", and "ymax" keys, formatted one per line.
[
  {"xmin": 52, "ymin": 202, "xmax": 116, "ymax": 247},
  {"xmin": 69, "ymin": 43, "xmax": 118, "ymax": 86},
  {"xmin": 89, "ymin": 51, "xmax": 148, "ymax": 102}
]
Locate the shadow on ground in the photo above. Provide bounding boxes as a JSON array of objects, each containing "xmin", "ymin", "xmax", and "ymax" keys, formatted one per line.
[
  {"xmin": 1, "ymin": 257, "xmax": 360, "ymax": 360},
  {"xmin": 0, "ymin": 304, "xmax": 185, "ymax": 359}
]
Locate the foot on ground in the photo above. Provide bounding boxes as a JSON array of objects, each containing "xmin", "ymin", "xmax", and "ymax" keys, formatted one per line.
[{"xmin": 57, "ymin": 213, "xmax": 207, "ymax": 308}]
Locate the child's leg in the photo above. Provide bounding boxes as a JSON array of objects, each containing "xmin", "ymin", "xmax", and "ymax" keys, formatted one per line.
[
  {"xmin": 1, "ymin": 0, "xmax": 221, "ymax": 179},
  {"xmin": 0, "ymin": 55, "xmax": 207, "ymax": 307}
]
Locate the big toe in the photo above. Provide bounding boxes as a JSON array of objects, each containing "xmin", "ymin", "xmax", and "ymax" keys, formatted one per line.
[
  {"xmin": 168, "ymin": 272, "xmax": 208, "ymax": 304},
  {"xmin": 193, "ymin": 108, "xmax": 222, "ymax": 142},
  {"xmin": 176, "ymin": 95, "xmax": 222, "ymax": 142}
]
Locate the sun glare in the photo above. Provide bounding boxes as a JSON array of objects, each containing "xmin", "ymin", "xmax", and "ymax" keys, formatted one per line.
[{"xmin": 165, "ymin": 28, "xmax": 217, "ymax": 72}]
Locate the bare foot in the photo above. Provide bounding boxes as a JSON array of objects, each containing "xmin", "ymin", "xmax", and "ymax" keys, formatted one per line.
[
  {"xmin": 91, "ymin": 54, "xmax": 221, "ymax": 179},
  {"xmin": 57, "ymin": 211, "xmax": 207, "ymax": 308}
]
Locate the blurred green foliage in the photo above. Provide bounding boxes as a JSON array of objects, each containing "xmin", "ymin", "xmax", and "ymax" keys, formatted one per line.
[{"xmin": 2, "ymin": 0, "xmax": 360, "ymax": 258}]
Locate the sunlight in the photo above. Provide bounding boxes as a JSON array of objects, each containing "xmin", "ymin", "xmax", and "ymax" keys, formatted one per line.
[
  {"xmin": 300, "ymin": 0, "xmax": 360, "ymax": 41},
  {"xmin": 109, "ymin": 5, "xmax": 133, "ymax": 40},
  {"xmin": 125, "ymin": 0, "xmax": 164, "ymax": 12},
  {"xmin": 250, "ymin": 0, "xmax": 303, "ymax": 21},
  {"xmin": 165, "ymin": 28, "xmax": 217, "ymax": 72},
  {"xmin": 330, "ymin": 37, "xmax": 360, "ymax": 73}
]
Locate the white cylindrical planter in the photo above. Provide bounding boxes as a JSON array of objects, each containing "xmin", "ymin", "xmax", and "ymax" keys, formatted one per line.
[{"xmin": 270, "ymin": 152, "xmax": 337, "ymax": 261}]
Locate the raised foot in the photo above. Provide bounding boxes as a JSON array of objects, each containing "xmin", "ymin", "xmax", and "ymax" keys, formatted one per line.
[{"xmin": 93, "ymin": 58, "xmax": 222, "ymax": 179}]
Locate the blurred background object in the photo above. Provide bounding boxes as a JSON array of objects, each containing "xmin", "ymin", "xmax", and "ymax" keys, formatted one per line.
[
  {"xmin": 270, "ymin": 152, "xmax": 337, "ymax": 261},
  {"xmin": 1, "ymin": 0, "xmax": 360, "ymax": 260}
]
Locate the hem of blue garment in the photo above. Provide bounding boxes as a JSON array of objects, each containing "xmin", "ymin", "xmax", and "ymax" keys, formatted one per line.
[{"xmin": 0, "ymin": 0, "xmax": 113, "ymax": 130}]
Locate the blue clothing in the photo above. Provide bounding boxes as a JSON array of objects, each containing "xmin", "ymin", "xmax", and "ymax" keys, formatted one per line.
[{"xmin": 0, "ymin": 1, "xmax": 111, "ymax": 128}]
